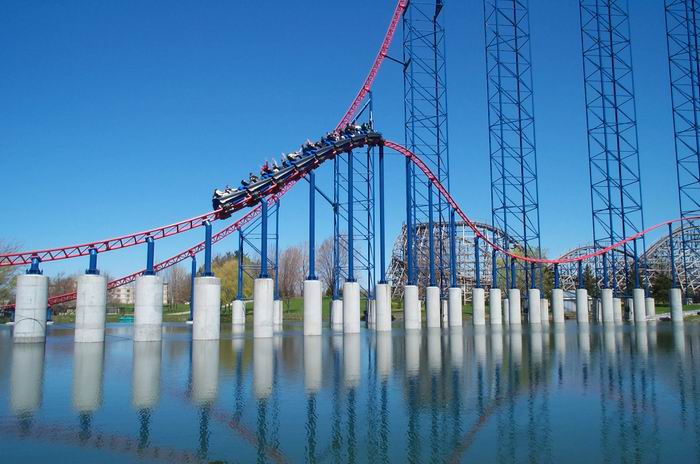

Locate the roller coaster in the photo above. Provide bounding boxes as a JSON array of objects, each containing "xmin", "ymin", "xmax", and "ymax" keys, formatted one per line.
[{"xmin": 2, "ymin": 0, "xmax": 700, "ymax": 319}]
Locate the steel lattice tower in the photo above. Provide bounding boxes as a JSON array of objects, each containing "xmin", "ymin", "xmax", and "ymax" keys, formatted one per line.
[
  {"xmin": 579, "ymin": 0, "xmax": 645, "ymax": 295},
  {"xmin": 402, "ymin": 0, "xmax": 451, "ymax": 294},
  {"xmin": 665, "ymin": 0, "xmax": 700, "ymax": 295},
  {"xmin": 484, "ymin": 0, "xmax": 542, "ymax": 290}
]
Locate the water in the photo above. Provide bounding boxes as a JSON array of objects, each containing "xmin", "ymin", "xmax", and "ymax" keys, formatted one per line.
[{"xmin": 0, "ymin": 322, "xmax": 699, "ymax": 463}]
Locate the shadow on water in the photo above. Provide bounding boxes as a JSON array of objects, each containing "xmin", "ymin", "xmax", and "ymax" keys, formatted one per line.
[{"xmin": 0, "ymin": 320, "xmax": 699, "ymax": 462}]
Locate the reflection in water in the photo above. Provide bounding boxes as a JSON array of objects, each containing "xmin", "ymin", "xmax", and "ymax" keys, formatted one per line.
[
  {"xmin": 1, "ymin": 322, "xmax": 700, "ymax": 463},
  {"xmin": 132, "ymin": 341, "xmax": 161, "ymax": 454},
  {"xmin": 10, "ymin": 342, "xmax": 45, "ymax": 418},
  {"xmin": 254, "ymin": 338, "xmax": 273, "ymax": 399},
  {"xmin": 72, "ymin": 343, "xmax": 105, "ymax": 414},
  {"xmin": 304, "ymin": 336, "xmax": 322, "ymax": 393},
  {"xmin": 191, "ymin": 340, "xmax": 219, "ymax": 405},
  {"xmin": 72, "ymin": 342, "xmax": 105, "ymax": 441},
  {"xmin": 343, "ymin": 334, "xmax": 360, "ymax": 389},
  {"xmin": 132, "ymin": 341, "xmax": 162, "ymax": 410}
]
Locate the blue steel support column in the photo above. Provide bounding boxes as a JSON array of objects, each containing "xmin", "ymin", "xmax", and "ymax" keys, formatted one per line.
[
  {"xmin": 670, "ymin": 223, "xmax": 678, "ymax": 288},
  {"xmin": 580, "ymin": 0, "xmax": 646, "ymax": 292},
  {"xmin": 406, "ymin": 157, "xmax": 415, "ymax": 286},
  {"xmin": 189, "ymin": 255, "xmax": 196, "ymax": 321},
  {"xmin": 274, "ymin": 204, "xmax": 280, "ymax": 298},
  {"xmin": 633, "ymin": 238, "xmax": 640, "ymax": 289},
  {"xmin": 578, "ymin": 260, "xmax": 584, "ymax": 289},
  {"xmin": 27, "ymin": 257, "xmax": 41, "ymax": 275},
  {"xmin": 145, "ymin": 237, "xmax": 155, "ymax": 276},
  {"xmin": 203, "ymin": 221, "xmax": 213, "ymax": 277},
  {"xmin": 236, "ymin": 232, "xmax": 244, "ymax": 300},
  {"xmin": 86, "ymin": 248, "xmax": 99, "ymax": 275},
  {"xmin": 554, "ymin": 263, "xmax": 560, "ymax": 289},
  {"xmin": 485, "ymin": 0, "xmax": 543, "ymax": 293},
  {"xmin": 308, "ymin": 171, "xmax": 317, "ymax": 280},
  {"xmin": 449, "ymin": 209, "xmax": 456, "ymax": 288},
  {"xmin": 529, "ymin": 262, "xmax": 535, "ymax": 289},
  {"xmin": 332, "ymin": 158, "xmax": 340, "ymax": 300},
  {"xmin": 602, "ymin": 252, "xmax": 609, "ymax": 288},
  {"xmin": 474, "ymin": 236, "xmax": 481, "ymax": 288},
  {"xmin": 428, "ymin": 183, "xmax": 436, "ymax": 287},
  {"xmin": 403, "ymin": 0, "xmax": 451, "ymax": 294},
  {"xmin": 260, "ymin": 200, "xmax": 269, "ymax": 279},
  {"xmin": 666, "ymin": 0, "xmax": 700, "ymax": 295},
  {"xmin": 510, "ymin": 258, "xmax": 516, "ymax": 289},
  {"xmin": 347, "ymin": 151, "xmax": 355, "ymax": 283},
  {"xmin": 492, "ymin": 249, "xmax": 498, "ymax": 288},
  {"xmin": 379, "ymin": 144, "xmax": 387, "ymax": 283}
]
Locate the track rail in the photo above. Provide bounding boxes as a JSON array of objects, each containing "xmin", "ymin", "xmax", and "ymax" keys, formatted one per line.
[
  {"xmin": 2, "ymin": 0, "xmax": 692, "ymax": 310},
  {"xmin": 384, "ymin": 140, "xmax": 700, "ymax": 265},
  {"xmin": 0, "ymin": 1, "xmax": 408, "ymax": 269}
]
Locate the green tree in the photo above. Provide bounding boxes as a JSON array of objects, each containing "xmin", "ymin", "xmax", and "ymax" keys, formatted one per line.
[
  {"xmin": 211, "ymin": 252, "xmax": 254, "ymax": 303},
  {"xmin": 0, "ymin": 241, "xmax": 19, "ymax": 305},
  {"xmin": 651, "ymin": 271, "xmax": 672, "ymax": 303}
]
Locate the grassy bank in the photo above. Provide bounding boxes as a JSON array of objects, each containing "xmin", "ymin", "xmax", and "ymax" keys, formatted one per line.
[{"xmin": 2, "ymin": 297, "xmax": 475, "ymax": 324}]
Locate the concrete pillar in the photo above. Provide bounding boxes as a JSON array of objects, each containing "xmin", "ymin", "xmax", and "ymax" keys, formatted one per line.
[
  {"xmin": 404, "ymin": 285, "xmax": 420, "ymax": 330},
  {"xmin": 426, "ymin": 286, "xmax": 441, "ymax": 328},
  {"xmin": 633, "ymin": 288, "xmax": 646, "ymax": 323},
  {"xmin": 645, "ymin": 297, "xmax": 655, "ymax": 319},
  {"xmin": 134, "ymin": 275, "xmax": 163, "ymax": 342},
  {"xmin": 273, "ymin": 300, "xmax": 283, "ymax": 327},
  {"xmin": 613, "ymin": 297, "xmax": 623, "ymax": 324},
  {"xmin": 472, "ymin": 288, "xmax": 486, "ymax": 325},
  {"xmin": 600, "ymin": 288, "xmax": 614, "ymax": 324},
  {"xmin": 670, "ymin": 288, "xmax": 683, "ymax": 323},
  {"xmin": 528, "ymin": 289, "xmax": 541, "ymax": 324},
  {"xmin": 503, "ymin": 299, "xmax": 510, "ymax": 325},
  {"xmin": 367, "ymin": 299, "xmax": 375, "ymax": 328},
  {"xmin": 489, "ymin": 288, "xmax": 502, "ymax": 325},
  {"xmin": 540, "ymin": 298, "xmax": 549, "ymax": 324},
  {"xmin": 303, "ymin": 280, "xmax": 322, "ymax": 336},
  {"xmin": 552, "ymin": 289, "xmax": 565, "ymax": 324},
  {"xmin": 626, "ymin": 298, "xmax": 635, "ymax": 322},
  {"xmin": 441, "ymin": 299, "xmax": 448, "ymax": 327},
  {"xmin": 13, "ymin": 274, "xmax": 49, "ymax": 343},
  {"xmin": 343, "ymin": 281, "xmax": 361, "ymax": 333},
  {"xmin": 508, "ymin": 289, "xmax": 521, "ymax": 325},
  {"xmin": 448, "ymin": 287, "xmax": 463, "ymax": 327},
  {"xmin": 375, "ymin": 283, "xmax": 392, "ymax": 332},
  {"xmin": 253, "ymin": 278, "xmax": 274, "ymax": 338},
  {"xmin": 331, "ymin": 299, "xmax": 343, "ymax": 330},
  {"xmin": 193, "ymin": 276, "xmax": 221, "ymax": 341},
  {"xmin": 576, "ymin": 289, "xmax": 589, "ymax": 324},
  {"xmin": 74, "ymin": 274, "xmax": 107, "ymax": 343},
  {"xmin": 232, "ymin": 300, "xmax": 246, "ymax": 325}
]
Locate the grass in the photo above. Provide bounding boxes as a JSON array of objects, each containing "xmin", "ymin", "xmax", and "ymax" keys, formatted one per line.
[
  {"xmin": 653, "ymin": 304, "xmax": 700, "ymax": 314},
  {"xmin": 0, "ymin": 298, "xmax": 474, "ymax": 325}
]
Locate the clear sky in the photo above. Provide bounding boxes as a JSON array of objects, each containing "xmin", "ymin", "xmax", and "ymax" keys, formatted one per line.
[{"xmin": 0, "ymin": 1, "xmax": 680, "ymax": 279}]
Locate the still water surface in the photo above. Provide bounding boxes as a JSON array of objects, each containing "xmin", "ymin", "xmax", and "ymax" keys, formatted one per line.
[{"xmin": 0, "ymin": 322, "xmax": 698, "ymax": 463}]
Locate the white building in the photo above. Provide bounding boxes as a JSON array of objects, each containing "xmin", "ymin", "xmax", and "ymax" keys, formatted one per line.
[{"xmin": 112, "ymin": 281, "xmax": 168, "ymax": 305}]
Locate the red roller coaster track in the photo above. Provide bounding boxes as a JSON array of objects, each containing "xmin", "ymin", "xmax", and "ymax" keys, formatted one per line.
[{"xmin": 1, "ymin": 0, "xmax": 692, "ymax": 310}]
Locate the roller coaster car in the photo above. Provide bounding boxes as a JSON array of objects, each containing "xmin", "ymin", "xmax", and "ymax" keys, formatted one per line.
[{"xmin": 213, "ymin": 130, "xmax": 383, "ymax": 219}]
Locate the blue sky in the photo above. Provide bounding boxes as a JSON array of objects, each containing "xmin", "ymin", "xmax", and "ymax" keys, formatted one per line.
[{"xmin": 0, "ymin": 1, "xmax": 680, "ymax": 278}]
